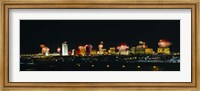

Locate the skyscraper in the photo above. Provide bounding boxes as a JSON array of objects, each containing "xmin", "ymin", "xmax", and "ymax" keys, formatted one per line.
[
  {"xmin": 98, "ymin": 41, "xmax": 105, "ymax": 55},
  {"xmin": 62, "ymin": 41, "xmax": 68, "ymax": 56},
  {"xmin": 71, "ymin": 49, "xmax": 75, "ymax": 56},
  {"xmin": 86, "ymin": 44, "xmax": 93, "ymax": 55},
  {"xmin": 98, "ymin": 41, "xmax": 103, "ymax": 51},
  {"xmin": 78, "ymin": 46, "xmax": 86, "ymax": 56}
]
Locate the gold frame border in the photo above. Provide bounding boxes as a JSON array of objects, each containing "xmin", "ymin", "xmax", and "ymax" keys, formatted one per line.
[{"xmin": 0, "ymin": 1, "xmax": 199, "ymax": 91}]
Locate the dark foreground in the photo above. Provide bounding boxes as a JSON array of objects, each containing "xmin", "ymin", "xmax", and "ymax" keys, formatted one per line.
[
  {"xmin": 20, "ymin": 62, "xmax": 180, "ymax": 71},
  {"xmin": 20, "ymin": 55, "xmax": 180, "ymax": 71}
]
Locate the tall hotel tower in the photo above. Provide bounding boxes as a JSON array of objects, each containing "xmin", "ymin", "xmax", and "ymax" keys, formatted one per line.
[{"xmin": 62, "ymin": 41, "xmax": 69, "ymax": 56}]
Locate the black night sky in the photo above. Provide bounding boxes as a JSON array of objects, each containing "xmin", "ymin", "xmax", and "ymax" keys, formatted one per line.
[{"xmin": 20, "ymin": 20, "xmax": 180, "ymax": 54}]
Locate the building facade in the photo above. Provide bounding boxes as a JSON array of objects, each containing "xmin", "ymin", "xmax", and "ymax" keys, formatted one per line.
[{"xmin": 62, "ymin": 42, "xmax": 69, "ymax": 56}]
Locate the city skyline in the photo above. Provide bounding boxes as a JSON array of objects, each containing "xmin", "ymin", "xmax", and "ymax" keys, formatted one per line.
[
  {"xmin": 37, "ymin": 40, "xmax": 173, "ymax": 56},
  {"xmin": 20, "ymin": 20, "xmax": 180, "ymax": 54},
  {"xmin": 20, "ymin": 20, "xmax": 180, "ymax": 71}
]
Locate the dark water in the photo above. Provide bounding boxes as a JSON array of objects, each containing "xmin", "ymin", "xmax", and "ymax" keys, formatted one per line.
[
  {"xmin": 20, "ymin": 54, "xmax": 180, "ymax": 71},
  {"xmin": 20, "ymin": 62, "xmax": 180, "ymax": 71}
]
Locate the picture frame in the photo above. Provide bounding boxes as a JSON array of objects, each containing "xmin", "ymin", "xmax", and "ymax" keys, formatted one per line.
[{"xmin": 0, "ymin": 0, "xmax": 199, "ymax": 91}]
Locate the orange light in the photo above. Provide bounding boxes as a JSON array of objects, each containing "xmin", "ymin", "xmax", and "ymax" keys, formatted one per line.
[
  {"xmin": 158, "ymin": 39, "xmax": 171, "ymax": 48},
  {"xmin": 40, "ymin": 44, "xmax": 45, "ymax": 48}
]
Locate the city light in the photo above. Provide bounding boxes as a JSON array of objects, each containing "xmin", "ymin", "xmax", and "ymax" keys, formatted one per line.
[
  {"xmin": 158, "ymin": 39, "xmax": 171, "ymax": 48},
  {"xmin": 20, "ymin": 20, "xmax": 180, "ymax": 71},
  {"xmin": 38, "ymin": 40, "xmax": 173, "ymax": 56},
  {"xmin": 62, "ymin": 41, "xmax": 68, "ymax": 56},
  {"xmin": 57, "ymin": 47, "xmax": 61, "ymax": 53},
  {"xmin": 40, "ymin": 44, "xmax": 49, "ymax": 56},
  {"xmin": 20, "ymin": 40, "xmax": 180, "ymax": 71}
]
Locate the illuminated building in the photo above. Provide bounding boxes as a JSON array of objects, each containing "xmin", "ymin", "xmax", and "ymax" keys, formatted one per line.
[
  {"xmin": 43, "ymin": 47, "xmax": 49, "ymax": 56},
  {"xmin": 57, "ymin": 47, "xmax": 61, "ymax": 54},
  {"xmin": 157, "ymin": 39, "xmax": 171, "ymax": 54},
  {"xmin": 158, "ymin": 39, "xmax": 171, "ymax": 48},
  {"xmin": 62, "ymin": 41, "xmax": 69, "ymax": 56},
  {"xmin": 135, "ymin": 41, "xmax": 148, "ymax": 54},
  {"xmin": 98, "ymin": 41, "xmax": 104, "ymax": 50},
  {"xmin": 130, "ymin": 47, "xmax": 136, "ymax": 54},
  {"xmin": 157, "ymin": 48, "xmax": 163, "ymax": 54},
  {"xmin": 135, "ymin": 47, "xmax": 145, "ymax": 54},
  {"xmin": 98, "ymin": 49, "xmax": 106, "ymax": 55},
  {"xmin": 86, "ymin": 44, "xmax": 93, "ymax": 55},
  {"xmin": 40, "ymin": 44, "xmax": 50, "ymax": 56},
  {"xmin": 40, "ymin": 44, "xmax": 45, "ymax": 48},
  {"xmin": 108, "ymin": 47, "xmax": 116, "ymax": 55},
  {"xmin": 71, "ymin": 49, "xmax": 75, "ymax": 56},
  {"xmin": 104, "ymin": 52, "xmax": 109, "ymax": 55},
  {"xmin": 91, "ymin": 49, "xmax": 97, "ymax": 55},
  {"xmin": 163, "ymin": 48, "xmax": 170, "ymax": 54},
  {"xmin": 139, "ymin": 41, "xmax": 148, "ymax": 48},
  {"xmin": 78, "ymin": 46, "xmax": 86, "ymax": 56},
  {"xmin": 98, "ymin": 41, "xmax": 105, "ymax": 55},
  {"xmin": 117, "ymin": 43, "xmax": 129, "ymax": 55},
  {"xmin": 157, "ymin": 48, "xmax": 170, "ymax": 54},
  {"xmin": 75, "ymin": 50, "xmax": 80, "ymax": 55},
  {"xmin": 145, "ymin": 48, "xmax": 154, "ymax": 54}
]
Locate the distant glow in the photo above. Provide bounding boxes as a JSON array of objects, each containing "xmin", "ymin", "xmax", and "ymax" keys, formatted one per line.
[
  {"xmin": 78, "ymin": 46, "xmax": 86, "ymax": 56},
  {"xmin": 107, "ymin": 65, "xmax": 110, "ymax": 67},
  {"xmin": 79, "ymin": 46, "xmax": 86, "ymax": 50},
  {"xmin": 158, "ymin": 39, "xmax": 171, "ymax": 48},
  {"xmin": 75, "ymin": 50, "xmax": 80, "ymax": 55},
  {"xmin": 78, "ymin": 46, "xmax": 84, "ymax": 50},
  {"xmin": 77, "ymin": 64, "xmax": 80, "ymax": 66},
  {"xmin": 98, "ymin": 41, "xmax": 104, "ymax": 50},
  {"xmin": 117, "ymin": 43, "xmax": 129, "ymax": 50},
  {"xmin": 47, "ymin": 48, "xmax": 50, "ymax": 51},
  {"xmin": 139, "ymin": 41, "xmax": 144, "ymax": 44},
  {"xmin": 42, "ymin": 47, "xmax": 49, "ymax": 53},
  {"xmin": 40, "ymin": 44, "xmax": 49, "ymax": 56},
  {"xmin": 57, "ymin": 47, "xmax": 61, "ymax": 53},
  {"xmin": 71, "ymin": 49, "xmax": 75, "ymax": 55},
  {"xmin": 40, "ymin": 44, "xmax": 45, "ymax": 48}
]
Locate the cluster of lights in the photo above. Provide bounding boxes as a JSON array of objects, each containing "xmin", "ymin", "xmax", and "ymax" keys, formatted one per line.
[
  {"xmin": 39, "ymin": 39, "xmax": 172, "ymax": 56},
  {"xmin": 75, "ymin": 63, "xmax": 158, "ymax": 69},
  {"xmin": 158, "ymin": 39, "xmax": 171, "ymax": 48},
  {"xmin": 40, "ymin": 44, "xmax": 50, "ymax": 56},
  {"xmin": 117, "ymin": 43, "xmax": 129, "ymax": 51}
]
